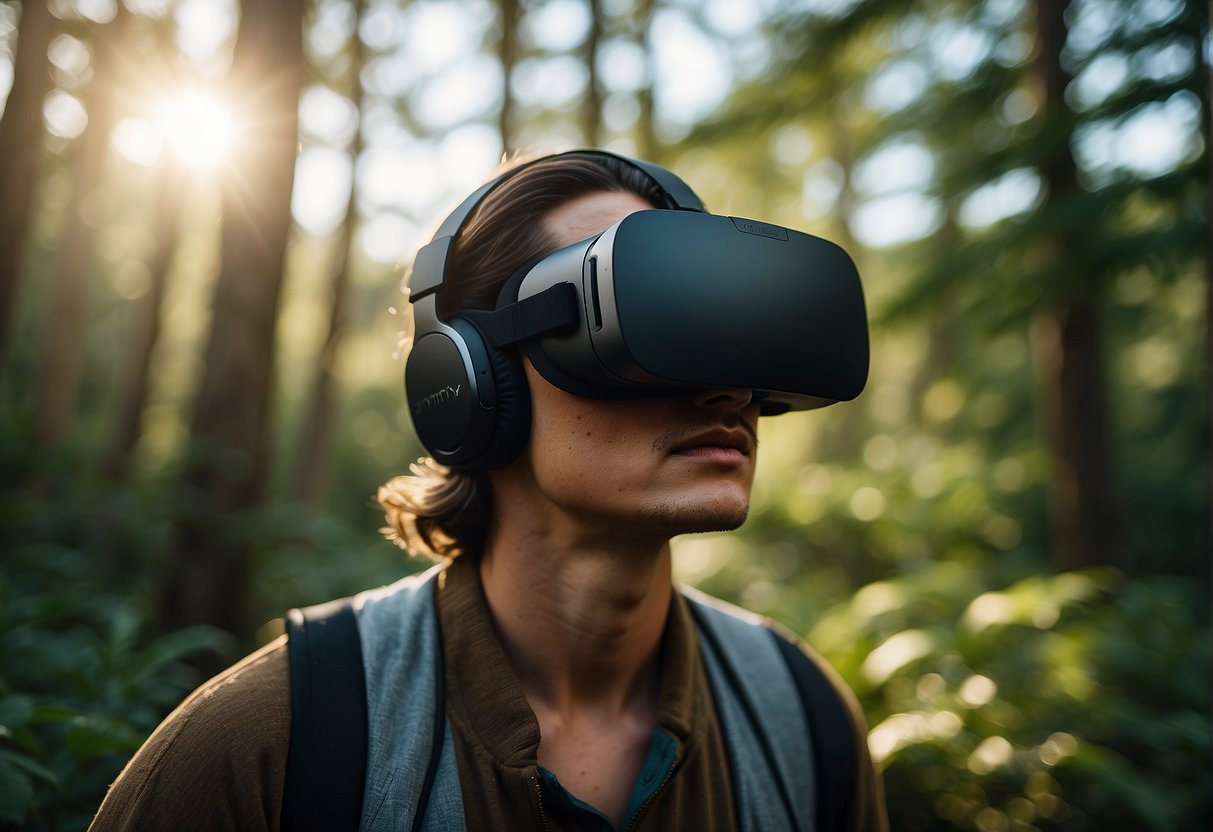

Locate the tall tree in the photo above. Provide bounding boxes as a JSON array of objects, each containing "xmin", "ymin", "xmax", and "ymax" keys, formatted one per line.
[
  {"xmin": 292, "ymin": 0, "xmax": 367, "ymax": 505},
  {"xmin": 497, "ymin": 0, "xmax": 521, "ymax": 152},
  {"xmin": 157, "ymin": 0, "xmax": 306, "ymax": 638},
  {"xmin": 1205, "ymin": 0, "xmax": 1212, "ymax": 577},
  {"xmin": 105, "ymin": 24, "xmax": 190, "ymax": 476},
  {"xmin": 581, "ymin": 0, "xmax": 603, "ymax": 146},
  {"xmin": 633, "ymin": 0, "xmax": 657, "ymax": 160},
  {"xmin": 693, "ymin": 0, "xmax": 1206, "ymax": 576},
  {"xmin": 0, "ymin": 0, "xmax": 55, "ymax": 369},
  {"xmin": 106, "ymin": 164, "xmax": 186, "ymax": 477},
  {"xmin": 36, "ymin": 6, "xmax": 128, "ymax": 444},
  {"xmin": 1027, "ymin": 0, "xmax": 1120, "ymax": 570}
]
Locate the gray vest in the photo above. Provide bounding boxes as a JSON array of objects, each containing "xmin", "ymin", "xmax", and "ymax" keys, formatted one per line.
[{"xmin": 350, "ymin": 565, "xmax": 816, "ymax": 831}]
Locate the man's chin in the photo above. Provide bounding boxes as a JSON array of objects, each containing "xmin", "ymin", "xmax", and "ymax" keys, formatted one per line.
[{"xmin": 642, "ymin": 502, "xmax": 750, "ymax": 535}]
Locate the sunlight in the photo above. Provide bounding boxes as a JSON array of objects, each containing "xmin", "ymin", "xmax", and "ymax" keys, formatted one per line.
[{"xmin": 156, "ymin": 89, "xmax": 234, "ymax": 169}]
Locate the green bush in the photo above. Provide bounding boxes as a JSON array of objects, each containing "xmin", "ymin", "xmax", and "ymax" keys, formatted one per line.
[
  {"xmin": 809, "ymin": 565, "xmax": 1211, "ymax": 831},
  {"xmin": 0, "ymin": 420, "xmax": 230, "ymax": 830},
  {"xmin": 0, "ymin": 546, "xmax": 229, "ymax": 830}
]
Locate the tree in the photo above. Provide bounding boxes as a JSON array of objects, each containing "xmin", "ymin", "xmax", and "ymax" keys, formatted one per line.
[
  {"xmin": 581, "ymin": 0, "xmax": 604, "ymax": 146},
  {"xmin": 0, "ymin": 0, "xmax": 54, "ymax": 369},
  {"xmin": 1026, "ymin": 0, "xmax": 1120, "ymax": 570},
  {"xmin": 292, "ymin": 0, "xmax": 367, "ymax": 505},
  {"xmin": 689, "ymin": 0, "xmax": 1207, "ymax": 577},
  {"xmin": 36, "ymin": 5, "xmax": 129, "ymax": 444},
  {"xmin": 157, "ymin": 0, "xmax": 306, "ymax": 638},
  {"xmin": 107, "ymin": 163, "xmax": 187, "ymax": 477},
  {"xmin": 633, "ymin": 0, "xmax": 657, "ymax": 160},
  {"xmin": 497, "ymin": 0, "xmax": 521, "ymax": 152}
]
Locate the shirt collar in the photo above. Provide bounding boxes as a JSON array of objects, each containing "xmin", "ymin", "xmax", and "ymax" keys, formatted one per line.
[{"xmin": 436, "ymin": 555, "xmax": 710, "ymax": 765}]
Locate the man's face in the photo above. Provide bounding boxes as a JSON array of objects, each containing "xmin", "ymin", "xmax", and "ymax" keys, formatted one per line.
[{"xmin": 492, "ymin": 191, "xmax": 761, "ymax": 540}]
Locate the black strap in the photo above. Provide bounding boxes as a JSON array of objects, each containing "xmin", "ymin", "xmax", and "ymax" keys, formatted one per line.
[
  {"xmin": 771, "ymin": 631, "xmax": 858, "ymax": 832},
  {"xmin": 463, "ymin": 282, "xmax": 580, "ymax": 349},
  {"xmin": 283, "ymin": 599, "xmax": 368, "ymax": 831}
]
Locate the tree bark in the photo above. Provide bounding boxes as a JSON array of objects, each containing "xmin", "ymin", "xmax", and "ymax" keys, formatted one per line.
[
  {"xmin": 0, "ymin": 0, "xmax": 55, "ymax": 369},
  {"xmin": 634, "ymin": 0, "xmax": 657, "ymax": 160},
  {"xmin": 1203, "ymin": 0, "xmax": 1212, "ymax": 584},
  {"xmin": 106, "ymin": 164, "xmax": 186, "ymax": 478},
  {"xmin": 498, "ymin": 0, "xmax": 520, "ymax": 153},
  {"xmin": 1030, "ymin": 0, "xmax": 1121, "ymax": 571},
  {"xmin": 158, "ymin": 0, "xmax": 305, "ymax": 639},
  {"xmin": 292, "ymin": 0, "xmax": 367, "ymax": 505},
  {"xmin": 36, "ymin": 7, "xmax": 127, "ymax": 444},
  {"xmin": 581, "ymin": 0, "xmax": 604, "ymax": 146}
]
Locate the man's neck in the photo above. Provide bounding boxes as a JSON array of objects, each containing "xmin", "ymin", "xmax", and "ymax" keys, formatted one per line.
[{"xmin": 478, "ymin": 523, "xmax": 673, "ymax": 721}]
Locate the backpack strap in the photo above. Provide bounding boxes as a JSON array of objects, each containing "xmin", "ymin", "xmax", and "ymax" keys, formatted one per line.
[
  {"xmin": 687, "ymin": 590, "xmax": 859, "ymax": 832},
  {"xmin": 770, "ymin": 630, "xmax": 858, "ymax": 832},
  {"xmin": 283, "ymin": 598, "xmax": 368, "ymax": 830}
]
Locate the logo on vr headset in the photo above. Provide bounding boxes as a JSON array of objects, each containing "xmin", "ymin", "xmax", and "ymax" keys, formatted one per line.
[
  {"xmin": 411, "ymin": 384, "xmax": 462, "ymax": 416},
  {"xmin": 731, "ymin": 217, "xmax": 789, "ymax": 241}
]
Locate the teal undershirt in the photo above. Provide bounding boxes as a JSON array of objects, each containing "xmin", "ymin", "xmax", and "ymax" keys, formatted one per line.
[{"xmin": 537, "ymin": 728, "xmax": 679, "ymax": 832}]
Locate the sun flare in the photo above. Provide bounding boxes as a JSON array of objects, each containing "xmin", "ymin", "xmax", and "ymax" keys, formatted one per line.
[{"xmin": 156, "ymin": 89, "xmax": 235, "ymax": 169}]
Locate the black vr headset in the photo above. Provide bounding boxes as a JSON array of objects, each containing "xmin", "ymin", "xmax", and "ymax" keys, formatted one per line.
[{"xmin": 404, "ymin": 149, "xmax": 869, "ymax": 472}]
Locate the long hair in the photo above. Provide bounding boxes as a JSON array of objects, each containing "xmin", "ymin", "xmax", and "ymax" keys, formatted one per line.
[{"xmin": 378, "ymin": 153, "xmax": 666, "ymax": 559}]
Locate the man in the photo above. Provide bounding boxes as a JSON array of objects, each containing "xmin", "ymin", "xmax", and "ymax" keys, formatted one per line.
[{"xmin": 91, "ymin": 151, "xmax": 887, "ymax": 831}]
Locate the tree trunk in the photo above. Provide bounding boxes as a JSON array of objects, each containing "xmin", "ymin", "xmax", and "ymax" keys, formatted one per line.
[
  {"xmin": 158, "ymin": 0, "xmax": 305, "ymax": 639},
  {"xmin": 292, "ymin": 0, "xmax": 367, "ymax": 505},
  {"xmin": 0, "ymin": 0, "xmax": 55, "ymax": 369},
  {"xmin": 498, "ymin": 0, "xmax": 520, "ymax": 153},
  {"xmin": 634, "ymin": 0, "xmax": 657, "ymax": 160},
  {"xmin": 36, "ymin": 7, "xmax": 127, "ymax": 444},
  {"xmin": 1030, "ymin": 0, "xmax": 1121, "ymax": 571},
  {"xmin": 581, "ymin": 0, "xmax": 604, "ymax": 146},
  {"xmin": 106, "ymin": 164, "xmax": 187, "ymax": 478},
  {"xmin": 1203, "ymin": 0, "xmax": 1212, "ymax": 584}
]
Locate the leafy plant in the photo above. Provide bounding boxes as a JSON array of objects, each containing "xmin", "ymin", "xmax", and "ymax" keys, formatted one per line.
[{"xmin": 809, "ymin": 565, "xmax": 1211, "ymax": 831}]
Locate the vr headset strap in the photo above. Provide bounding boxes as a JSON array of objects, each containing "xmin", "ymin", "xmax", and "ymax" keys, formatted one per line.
[{"xmin": 463, "ymin": 282, "xmax": 580, "ymax": 349}]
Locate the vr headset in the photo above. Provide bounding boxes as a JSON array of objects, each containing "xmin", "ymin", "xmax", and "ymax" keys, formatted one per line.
[{"xmin": 405, "ymin": 150, "xmax": 869, "ymax": 472}]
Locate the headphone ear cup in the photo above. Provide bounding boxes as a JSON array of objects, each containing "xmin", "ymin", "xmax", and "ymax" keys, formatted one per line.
[
  {"xmin": 472, "ymin": 332, "xmax": 531, "ymax": 470},
  {"xmin": 430, "ymin": 317, "xmax": 529, "ymax": 472}
]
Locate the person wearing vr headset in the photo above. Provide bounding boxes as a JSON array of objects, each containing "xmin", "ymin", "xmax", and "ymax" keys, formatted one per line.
[{"xmin": 90, "ymin": 151, "xmax": 887, "ymax": 832}]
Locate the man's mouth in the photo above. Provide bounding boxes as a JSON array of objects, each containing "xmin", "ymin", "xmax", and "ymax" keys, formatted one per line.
[{"xmin": 666, "ymin": 425, "xmax": 755, "ymax": 463}]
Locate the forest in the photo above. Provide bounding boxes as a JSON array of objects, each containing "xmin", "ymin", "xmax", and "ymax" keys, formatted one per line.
[{"xmin": 0, "ymin": 0, "xmax": 1209, "ymax": 828}]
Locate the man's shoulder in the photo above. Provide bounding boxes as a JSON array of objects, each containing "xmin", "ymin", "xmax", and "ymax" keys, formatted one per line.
[
  {"xmin": 676, "ymin": 584, "xmax": 866, "ymax": 733},
  {"xmin": 89, "ymin": 638, "xmax": 291, "ymax": 830},
  {"xmin": 130, "ymin": 636, "xmax": 291, "ymax": 768}
]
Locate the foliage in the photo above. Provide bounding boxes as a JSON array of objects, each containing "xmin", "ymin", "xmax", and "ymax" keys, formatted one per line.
[
  {"xmin": 810, "ymin": 565, "xmax": 1211, "ymax": 831},
  {"xmin": 0, "ymin": 415, "xmax": 229, "ymax": 829},
  {"xmin": 0, "ymin": 399, "xmax": 424, "ymax": 828}
]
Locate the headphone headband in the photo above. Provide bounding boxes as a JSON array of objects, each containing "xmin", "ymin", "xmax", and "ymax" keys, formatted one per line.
[{"xmin": 408, "ymin": 149, "xmax": 704, "ymax": 303}]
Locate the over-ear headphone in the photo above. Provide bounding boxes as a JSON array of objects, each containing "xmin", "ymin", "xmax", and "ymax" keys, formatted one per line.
[{"xmin": 403, "ymin": 150, "xmax": 706, "ymax": 472}]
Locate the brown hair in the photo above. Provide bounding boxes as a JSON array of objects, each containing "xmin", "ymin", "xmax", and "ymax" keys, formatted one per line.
[{"xmin": 378, "ymin": 153, "xmax": 666, "ymax": 559}]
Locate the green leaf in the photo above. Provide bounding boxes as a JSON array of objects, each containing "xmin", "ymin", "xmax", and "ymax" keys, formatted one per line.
[
  {"xmin": 0, "ymin": 695, "xmax": 35, "ymax": 730},
  {"xmin": 0, "ymin": 747, "xmax": 58, "ymax": 786},
  {"xmin": 32, "ymin": 703, "xmax": 79, "ymax": 725},
  {"xmin": 127, "ymin": 626, "xmax": 227, "ymax": 685},
  {"xmin": 65, "ymin": 716, "xmax": 144, "ymax": 762},
  {"xmin": 0, "ymin": 756, "xmax": 34, "ymax": 825}
]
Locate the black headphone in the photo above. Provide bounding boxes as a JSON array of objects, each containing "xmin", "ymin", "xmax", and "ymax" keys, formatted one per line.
[{"xmin": 403, "ymin": 149, "xmax": 706, "ymax": 472}]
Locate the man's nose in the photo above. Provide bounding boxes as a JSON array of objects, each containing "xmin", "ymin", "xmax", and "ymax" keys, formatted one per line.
[{"xmin": 691, "ymin": 387, "xmax": 754, "ymax": 411}]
